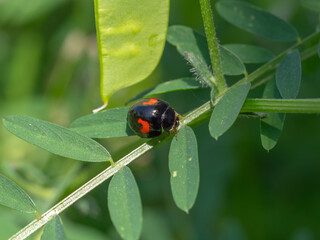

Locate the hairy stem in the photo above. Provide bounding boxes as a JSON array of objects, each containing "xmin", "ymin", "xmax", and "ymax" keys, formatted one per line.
[{"xmin": 199, "ymin": 0, "xmax": 226, "ymax": 92}]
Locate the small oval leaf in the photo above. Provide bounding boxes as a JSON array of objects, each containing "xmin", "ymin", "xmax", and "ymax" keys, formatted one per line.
[
  {"xmin": 220, "ymin": 47, "xmax": 246, "ymax": 75},
  {"xmin": 169, "ymin": 126, "xmax": 199, "ymax": 212},
  {"xmin": 276, "ymin": 50, "xmax": 301, "ymax": 99},
  {"xmin": 167, "ymin": 25, "xmax": 246, "ymax": 75},
  {"xmin": 216, "ymin": 1, "xmax": 298, "ymax": 42},
  {"xmin": 3, "ymin": 116, "xmax": 111, "ymax": 162},
  {"xmin": 71, "ymin": 107, "xmax": 132, "ymax": 138},
  {"xmin": 260, "ymin": 79, "xmax": 286, "ymax": 151},
  {"xmin": 223, "ymin": 44, "xmax": 274, "ymax": 63},
  {"xmin": 209, "ymin": 83, "xmax": 251, "ymax": 139},
  {"xmin": 129, "ymin": 78, "xmax": 203, "ymax": 102},
  {"xmin": 0, "ymin": 174, "xmax": 37, "ymax": 213},
  {"xmin": 108, "ymin": 166, "xmax": 142, "ymax": 240},
  {"xmin": 41, "ymin": 216, "xmax": 65, "ymax": 240},
  {"xmin": 94, "ymin": 0, "xmax": 169, "ymax": 103}
]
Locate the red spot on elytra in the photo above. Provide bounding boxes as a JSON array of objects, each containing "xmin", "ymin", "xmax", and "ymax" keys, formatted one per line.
[
  {"xmin": 138, "ymin": 118, "xmax": 150, "ymax": 134},
  {"xmin": 142, "ymin": 98, "xmax": 158, "ymax": 105}
]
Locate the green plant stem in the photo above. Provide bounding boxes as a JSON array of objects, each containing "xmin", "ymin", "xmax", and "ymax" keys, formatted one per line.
[
  {"xmin": 10, "ymin": 30, "xmax": 320, "ymax": 240},
  {"xmin": 240, "ymin": 31, "xmax": 320, "ymax": 88},
  {"xmin": 242, "ymin": 98, "xmax": 320, "ymax": 113},
  {"xmin": 199, "ymin": 0, "xmax": 226, "ymax": 92}
]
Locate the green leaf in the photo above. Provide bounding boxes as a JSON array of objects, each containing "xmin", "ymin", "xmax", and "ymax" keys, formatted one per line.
[
  {"xmin": 167, "ymin": 25, "xmax": 246, "ymax": 75},
  {"xmin": 223, "ymin": 44, "xmax": 274, "ymax": 63},
  {"xmin": 301, "ymin": 0, "xmax": 320, "ymax": 13},
  {"xmin": 71, "ymin": 107, "xmax": 132, "ymax": 139},
  {"xmin": 41, "ymin": 216, "xmax": 65, "ymax": 240},
  {"xmin": 169, "ymin": 126, "xmax": 199, "ymax": 212},
  {"xmin": 145, "ymin": 78, "xmax": 203, "ymax": 95},
  {"xmin": 131, "ymin": 78, "xmax": 203, "ymax": 102},
  {"xmin": 216, "ymin": 1, "xmax": 298, "ymax": 42},
  {"xmin": 220, "ymin": 47, "xmax": 246, "ymax": 76},
  {"xmin": 276, "ymin": 50, "xmax": 301, "ymax": 99},
  {"xmin": 94, "ymin": 0, "xmax": 169, "ymax": 103},
  {"xmin": 3, "ymin": 116, "xmax": 111, "ymax": 162},
  {"xmin": 108, "ymin": 166, "xmax": 142, "ymax": 240},
  {"xmin": 209, "ymin": 83, "xmax": 251, "ymax": 139},
  {"xmin": 260, "ymin": 79, "xmax": 285, "ymax": 151},
  {"xmin": 0, "ymin": 174, "xmax": 37, "ymax": 213}
]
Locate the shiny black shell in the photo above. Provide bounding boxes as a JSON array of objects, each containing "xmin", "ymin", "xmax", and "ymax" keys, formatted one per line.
[{"xmin": 127, "ymin": 98, "xmax": 179, "ymax": 138}]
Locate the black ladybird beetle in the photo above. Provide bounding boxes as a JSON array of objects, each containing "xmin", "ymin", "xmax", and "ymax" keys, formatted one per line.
[{"xmin": 127, "ymin": 98, "xmax": 180, "ymax": 138}]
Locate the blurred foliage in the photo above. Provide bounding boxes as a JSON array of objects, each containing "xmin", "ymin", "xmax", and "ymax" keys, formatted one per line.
[{"xmin": 0, "ymin": 0, "xmax": 319, "ymax": 239}]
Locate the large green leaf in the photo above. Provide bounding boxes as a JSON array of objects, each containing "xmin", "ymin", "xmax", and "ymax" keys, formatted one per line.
[
  {"xmin": 71, "ymin": 107, "xmax": 132, "ymax": 138},
  {"xmin": 108, "ymin": 166, "xmax": 142, "ymax": 240},
  {"xmin": 3, "ymin": 116, "xmax": 111, "ymax": 162},
  {"xmin": 223, "ymin": 44, "xmax": 274, "ymax": 63},
  {"xmin": 0, "ymin": 174, "xmax": 37, "ymax": 213},
  {"xmin": 94, "ymin": 0, "xmax": 169, "ymax": 103},
  {"xmin": 41, "ymin": 216, "xmax": 65, "ymax": 240},
  {"xmin": 276, "ymin": 50, "xmax": 301, "ymax": 99},
  {"xmin": 169, "ymin": 126, "xmax": 199, "ymax": 212},
  {"xmin": 167, "ymin": 25, "xmax": 246, "ymax": 76},
  {"xmin": 209, "ymin": 83, "xmax": 251, "ymax": 140},
  {"xmin": 260, "ymin": 79, "xmax": 285, "ymax": 151},
  {"xmin": 216, "ymin": 1, "xmax": 298, "ymax": 42}
]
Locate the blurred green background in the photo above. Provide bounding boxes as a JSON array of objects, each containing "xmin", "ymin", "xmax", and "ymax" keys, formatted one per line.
[{"xmin": 1, "ymin": 0, "xmax": 320, "ymax": 239}]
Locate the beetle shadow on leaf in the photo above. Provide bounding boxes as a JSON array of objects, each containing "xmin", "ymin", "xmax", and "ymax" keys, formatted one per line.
[{"xmin": 125, "ymin": 123, "xmax": 135, "ymax": 136}]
